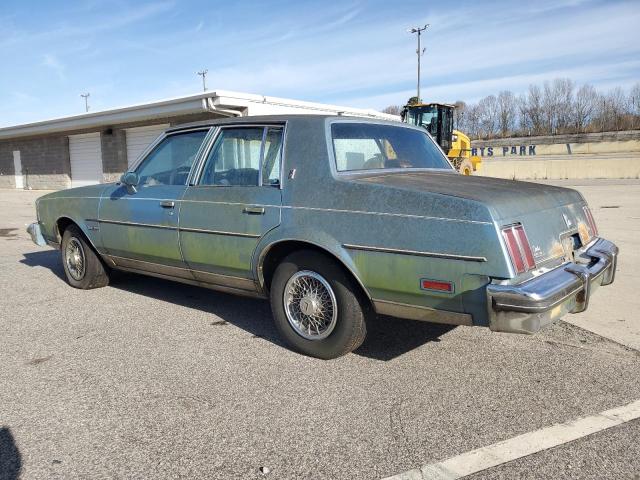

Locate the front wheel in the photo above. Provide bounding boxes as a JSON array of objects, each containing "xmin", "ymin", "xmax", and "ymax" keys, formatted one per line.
[
  {"xmin": 61, "ymin": 225, "xmax": 110, "ymax": 289},
  {"xmin": 270, "ymin": 250, "xmax": 369, "ymax": 359}
]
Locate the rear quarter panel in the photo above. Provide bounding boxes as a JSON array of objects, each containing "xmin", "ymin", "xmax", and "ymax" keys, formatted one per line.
[{"xmin": 261, "ymin": 117, "xmax": 510, "ymax": 324}]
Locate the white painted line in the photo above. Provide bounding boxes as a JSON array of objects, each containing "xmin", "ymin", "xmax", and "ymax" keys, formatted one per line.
[{"xmin": 383, "ymin": 399, "xmax": 640, "ymax": 480}]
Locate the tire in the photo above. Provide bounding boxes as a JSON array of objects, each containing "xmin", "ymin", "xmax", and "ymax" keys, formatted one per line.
[
  {"xmin": 270, "ymin": 250, "xmax": 369, "ymax": 359},
  {"xmin": 459, "ymin": 158, "xmax": 474, "ymax": 175},
  {"xmin": 61, "ymin": 224, "xmax": 110, "ymax": 289}
]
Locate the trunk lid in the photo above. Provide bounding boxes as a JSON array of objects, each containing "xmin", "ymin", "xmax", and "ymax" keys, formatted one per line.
[{"xmin": 352, "ymin": 171, "xmax": 594, "ymax": 266}]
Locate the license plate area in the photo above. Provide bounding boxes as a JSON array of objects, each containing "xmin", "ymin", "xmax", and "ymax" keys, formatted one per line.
[{"xmin": 561, "ymin": 232, "xmax": 583, "ymax": 262}]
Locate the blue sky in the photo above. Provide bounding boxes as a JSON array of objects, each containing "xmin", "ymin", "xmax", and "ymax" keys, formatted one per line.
[{"xmin": 0, "ymin": 0, "xmax": 638, "ymax": 126}]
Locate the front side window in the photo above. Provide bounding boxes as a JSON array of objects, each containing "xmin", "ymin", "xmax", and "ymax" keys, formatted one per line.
[
  {"xmin": 199, "ymin": 126, "xmax": 283, "ymax": 186},
  {"xmin": 331, "ymin": 122, "xmax": 451, "ymax": 172},
  {"xmin": 136, "ymin": 130, "xmax": 208, "ymax": 186}
]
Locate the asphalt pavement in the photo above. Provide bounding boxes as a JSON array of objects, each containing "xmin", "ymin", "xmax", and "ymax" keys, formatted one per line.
[{"xmin": 0, "ymin": 183, "xmax": 638, "ymax": 480}]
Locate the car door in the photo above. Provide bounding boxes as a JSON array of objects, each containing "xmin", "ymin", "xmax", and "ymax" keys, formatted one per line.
[
  {"xmin": 179, "ymin": 125, "xmax": 283, "ymax": 291},
  {"xmin": 99, "ymin": 128, "xmax": 211, "ymax": 278}
]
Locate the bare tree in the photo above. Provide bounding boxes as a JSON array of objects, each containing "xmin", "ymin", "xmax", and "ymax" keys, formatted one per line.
[
  {"xmin": 516, "ymin": 94, "xmax": 530, "ymax": 135},
  {"xmin": 605, "ymin": 87, "xmax": 629, "ymax": 130},
  {"xmin": 527, "ymin": 84, "xmax": 545, "ymax": 135},
  {"xmin": 553, "ymin": 78, "xmax": 575, "ymax": 133},
  {"xmin": 573, "ymin": 84, "xmax": 598, "ymax": 133},
  {"xmin": 478, "ymin": 95, "xmax": 499, "ymax": 138},
  {"xmin": 630, "ymin": 83, "xmax": 640, "ymax": 129},
  {"xmin": 382, "ymin": 105, "xmax": 402, "ymax": 116},
  {"xmin": 428, "ymin": 78, "xmax": 638, "ymax": 138},
  {"xmin": 453, "ymin": 100, "xmax": 466, "ymax": 131},
  {"xmin": 465, "ymin": 104, "xmax": 482, "ymax": 139},
  {"xmin": 497, "ymin": 90, "xmax": 517, "ymax": 136}
]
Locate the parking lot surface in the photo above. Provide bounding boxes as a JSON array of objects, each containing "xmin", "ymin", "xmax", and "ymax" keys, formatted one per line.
[{"xmin": 1, "ymin": 181, "xmax": 639, "ymax": 479}]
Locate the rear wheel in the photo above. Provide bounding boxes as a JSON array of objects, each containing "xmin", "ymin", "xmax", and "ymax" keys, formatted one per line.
[
  {"xmin": 61, "ymin": 225, "xmax": 110, "ymax": 289},
  {"xmin": 270, "ymin": 250, "xmax": 369, "ymax": 359}
]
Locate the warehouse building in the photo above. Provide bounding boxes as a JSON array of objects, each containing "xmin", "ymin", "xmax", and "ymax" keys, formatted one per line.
[{"xmin": 0, "ymin": 90, "xmax": 395, "ymax": 190}]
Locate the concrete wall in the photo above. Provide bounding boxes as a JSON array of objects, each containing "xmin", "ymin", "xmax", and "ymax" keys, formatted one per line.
[{"xmin": 473, "ymin": 130, "xmax": 640, "ymax": 180}]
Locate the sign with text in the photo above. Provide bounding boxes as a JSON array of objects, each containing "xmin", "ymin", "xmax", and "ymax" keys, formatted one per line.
[{"xmin": 472, "ymin": 145, "xmax": 537, "ymax": 157}]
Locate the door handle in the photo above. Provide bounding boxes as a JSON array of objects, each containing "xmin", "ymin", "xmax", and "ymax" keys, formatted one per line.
[
  {"xmin": 160, "ymin": 201, "xmax": 175, "ymax": 208},
  {"xmin": 243, "ymin": 206, "xmax": 265, "ymax": 215}
]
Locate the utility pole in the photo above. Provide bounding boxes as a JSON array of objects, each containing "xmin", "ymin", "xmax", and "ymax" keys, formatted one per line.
[
  {"xmin": 197, "ymin": 69, "xmax": 208, "ymax": 92},
  {"xmin": 80, "ymin": 92, "xmax": 90, "ymax": 112},
  {"xmin": 408, "ymin": 24, "xmax": 429, "ymax": 103}
]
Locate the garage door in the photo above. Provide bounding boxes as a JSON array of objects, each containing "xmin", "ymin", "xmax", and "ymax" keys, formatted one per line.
[
  {"xmin": 126, "ymin": 124, "xmax": 169, "ymax": 168},
  {"xmin": 69, "ymin": 132, "xmax": 103, "ymax": 188}
]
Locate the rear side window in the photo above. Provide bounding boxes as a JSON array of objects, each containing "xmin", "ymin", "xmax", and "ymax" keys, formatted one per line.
[
  {"xmin": 331, "ymin": 123, "xmax": 451, "ymax": 172},
  {"xmin": 199, "ymin": 126, "xmax": 283, "ymax": 186}
]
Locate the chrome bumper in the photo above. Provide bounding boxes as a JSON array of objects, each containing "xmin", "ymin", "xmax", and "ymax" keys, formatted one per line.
[
  {"xmin": 487, "ymin": 238, "xmax": 618, "ymax": 334},
  {"xmin": 27, "ymin": 222, "xmax": 47, "ymax": 247}
]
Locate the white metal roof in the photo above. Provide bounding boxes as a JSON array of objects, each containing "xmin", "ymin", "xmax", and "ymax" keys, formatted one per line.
[{"xmin": 0, "ymin": 90, "xmax": 398, "ymax": 140}]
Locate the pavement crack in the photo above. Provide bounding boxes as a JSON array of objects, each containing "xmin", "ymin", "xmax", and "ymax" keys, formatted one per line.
[
  {"xmin": 389, "ymin": 398, "xmax": 419, "ymax": 465},
  {"xmin": 26, "ymin": 354, "xmax": 53, "ymax": 365}
]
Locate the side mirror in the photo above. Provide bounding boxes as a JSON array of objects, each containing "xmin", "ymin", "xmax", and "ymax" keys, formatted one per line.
[{"xmin": 120, "ymin": 171, "xmax": 139, "ymax": 194}]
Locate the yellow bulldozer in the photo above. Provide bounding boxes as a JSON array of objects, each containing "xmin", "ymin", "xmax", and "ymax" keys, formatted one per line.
[{"xmin": 401, "ymin": 102, "xmax": 481, "ymax": 175}]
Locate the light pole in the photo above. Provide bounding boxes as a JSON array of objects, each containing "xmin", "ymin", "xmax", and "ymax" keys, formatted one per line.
[
  {"xmin": 80, "ymin": 92, "xmax": 90, "ymax": 112},
  {"xmin": 197, "ymin": 69, "xmax": 208, "ymax": 92},
  {"xmin": 408, "ymin": 24, "xmax": 429, "ymax": 103}
]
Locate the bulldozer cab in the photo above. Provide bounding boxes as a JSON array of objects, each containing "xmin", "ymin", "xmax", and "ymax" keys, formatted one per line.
[{"xmin": 401, "ymin": 102, "xmax": 455, "ymax": 153}]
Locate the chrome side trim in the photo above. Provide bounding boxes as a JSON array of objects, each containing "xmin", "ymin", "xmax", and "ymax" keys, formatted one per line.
[
  {"xmin": 178, "ymin": 200, "xmax": 490, "ymax": 225},
  {"xmin": 110, "ymin": 264, "xmax": 265, "ymax": 299},
  {"xmin": 93, "ymin": 218, "xmax": 257, "ymax": 238},
  {"xmin": 343, "ymin": 243, "xmax": 487, "ymax": 262},
  {"xmin": 190, "ymin": 269, "xmax": 257, "ymax": 291},
  {"xmin": 373, "ymin": 299, "xmax": 473, "ymax": 326},
  {"xmin": 89, "ymin": 218, "xmax": 177, "ymax": 231},
  {"xmin": 108, "ymin": 255, "xmax": 193, "ymax": 280},
  {"xmin": 288, "ymin": 206, "xmax": 492, "ymax": 225},
  {"xmin": 179, "ymin": 226, "xmax": 260, "ymax": 239},
  {"xmin": 106, "ymin": 255, "xmax": 257, "ymax": 290}
]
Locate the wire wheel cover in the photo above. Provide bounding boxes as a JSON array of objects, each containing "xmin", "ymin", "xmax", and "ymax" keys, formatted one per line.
[
  {"xmin": 283, "ymin": 270, "xmax": 338, "ymax": 340},
  {"xmin": 65, "ymin": 237, "xmax": 86, "ymax": 281}
]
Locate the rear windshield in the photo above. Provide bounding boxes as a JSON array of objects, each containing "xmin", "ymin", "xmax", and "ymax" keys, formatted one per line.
[{"xmin": 331, "ymin": 122, "xmax": 452, "ymax": 172}]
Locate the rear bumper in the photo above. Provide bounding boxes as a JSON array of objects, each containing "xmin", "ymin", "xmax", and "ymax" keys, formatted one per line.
[{"xmin": 487, "ymin": 238, "xmax": 618, "ymax": 334}]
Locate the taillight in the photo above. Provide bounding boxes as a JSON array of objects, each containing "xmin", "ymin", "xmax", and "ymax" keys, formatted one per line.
[
  {"xmin": 501, "ymin": 224, "xmax": 536, "ymax": 274},
  {"xmin": 583, "ymin": 206, "xmax": 598, "ymax": 237}
]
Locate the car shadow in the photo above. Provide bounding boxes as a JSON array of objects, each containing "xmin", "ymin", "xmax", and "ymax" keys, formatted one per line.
[
  {"xmin": 20, "ymin": 249, "xmax": 66, "ymax": 281},
  {"xmin": 356, "ymin": 316, "xmax": 456, "ymax": 361},
  {"xmin": 0, "ymin": 427, "xmax": 22, "ymax": 480},
  {"xmin": 19, "ymin": 249, "xmax": 455, "ymax": 360}
]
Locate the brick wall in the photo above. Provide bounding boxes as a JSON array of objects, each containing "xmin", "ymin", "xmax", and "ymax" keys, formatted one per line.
[
  {"xmin": 0, "ymin": 135, "xmax": 71, "ymax": 189},
  {"xmin": 101, "ymin": 128, "xmax": 127, "ymax": 179},
  {"xmin": 0, "ymin": 111, "xmax": 225, "ymax": 190}
]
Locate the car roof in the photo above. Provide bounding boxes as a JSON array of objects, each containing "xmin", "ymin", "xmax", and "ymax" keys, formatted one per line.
[{"xmin": 166, "ymin": 114, "xmax": 404, "ymax": 133}]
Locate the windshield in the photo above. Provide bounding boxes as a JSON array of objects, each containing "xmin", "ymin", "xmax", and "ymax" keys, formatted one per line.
[
  {"xmin": 406, "ymin": 105, "xmax": 439, "ymax": 137},
  {"xmin": 331, "ymin": 122, "xmax": 451, "ymax": 172}
]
